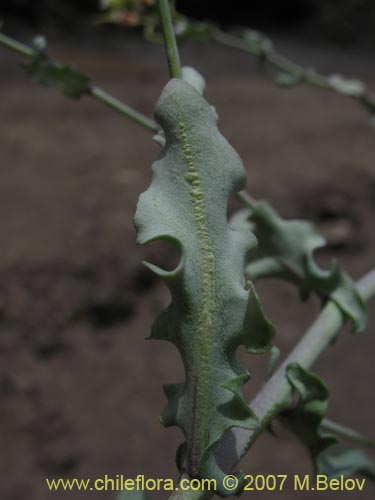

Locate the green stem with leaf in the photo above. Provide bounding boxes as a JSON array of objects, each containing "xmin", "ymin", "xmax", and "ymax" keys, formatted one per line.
[
  {"xmin": 0, "ymin": 32, "xmax": 159, "ymax": 134},
  {"xmin": 90, "ymin": 86, "xmax": 158, "ymax": 132},
  {"xmin": 213, "ymin": 30, "xmax": 375, "ymax": 118},
  {"xmin": 0, "ymin": 32, "xmax": 34, "ymax": 57},
  {"xmin": 1, "ymin": 23, "xmax": 374, "ymax": 498},
  {"xmin": 321, "ymin": 418, "xmax": 375, "ymax": 448},
  {"xmin": 0, "ymin": 31, "xmax": 254, "ymax": 211},
  {"xmin": 169, "ymin": 268, "xmax": 375, "ymax": 500},
  {"xmin": 157, "ymin": 0, "xmax": 182, "ymax": 78}
]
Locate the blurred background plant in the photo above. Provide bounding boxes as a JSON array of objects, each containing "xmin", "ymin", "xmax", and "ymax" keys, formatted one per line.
[
  {"xmin": 0, "ymin": 0, "xmax": 375, "ymax": 47},
  {"xmin": 2, "ymin": 0, "xmax": 374, "ymax": 121}
]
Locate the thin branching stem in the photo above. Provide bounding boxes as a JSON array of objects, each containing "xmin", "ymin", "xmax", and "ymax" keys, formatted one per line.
[
  {"xmin": 90, "ymin": 86, "xmax": 158, "ymax": 132},
  {"xmin": 0, "ymin": 31, "xmax": 258, "ymax": 207},
  {"xmin": 157, "ymin": 0, "xmax": 182, "ymax": 78},
  {"xmin": 237, "ymin": 190, "xmax": 257, "ymax": 209},
  {"xmin": 213, "ymin": 30, "xmax": 375, "ymax": 116},
  {"xmin": 0, "ymin": 32, "xmax": 34, "ymax": 57},
  {"xmin": 0, "ymin": 32, "xmax": 159, "ymax": 133},
  {"xmin": 321, "ymin": 418, "xmax": 375, "ymax": 448}
]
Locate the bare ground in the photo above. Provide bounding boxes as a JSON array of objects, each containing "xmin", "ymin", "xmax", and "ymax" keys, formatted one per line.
[{"xmin": 0, "ymin": 34, "xmax": 374, "ymax": 499}]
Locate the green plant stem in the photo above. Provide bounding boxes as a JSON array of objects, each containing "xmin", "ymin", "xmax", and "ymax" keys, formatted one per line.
[
  {"xmin": 0, "ymin": 31, "xmax": 261, "ymax": 206},
  {"xmin": 90, "ymin": 86, "xmax": 158, "ymax": 132},
  {"xmin": 247, "ymin": 257, "xmax": 284, "ymax": 281},
  {"xmin": 157, "ymin": 0, "xmax": 182, "ymax": 78},
  {"xmin": 0, "ymin": 32, "xmax": 159, "ymax": 133},
  {"xmin": 0, "ymin": 32, "xmax": 34, "ymax": 58},
  {"xmin": 237, "ymin": 190, "xmax": 257, "ymax": 209},
  {"xmin": 213, "ymin": 30, "xmax": 375, "ymax": 116},
  {"xmin": 169, "ymin": 268, "xmax": 375, "ymax": 500},
  {"xmin": 320, "ymin": 418, "xmax": 375, "ymax": 448}
]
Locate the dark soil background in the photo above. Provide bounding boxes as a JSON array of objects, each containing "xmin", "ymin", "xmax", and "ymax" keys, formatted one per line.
[{"xmin": 0, "ymin": 2, "xmax": 374, "ymax": 499}]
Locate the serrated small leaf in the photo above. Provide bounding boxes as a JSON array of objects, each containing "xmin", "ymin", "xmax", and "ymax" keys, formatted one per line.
[
  {"xmin": 283, "ymin": 364, "xmax": 337, "ymax": 457},
  {"xmin": 283, "ymin": 365, "xmax": 374, "ymax": 482},
  {"xmin": 22, "ymin": 53, "xmax": 91, "ymax": 99},
  {"xmin": 232, "ymin": 202, "xmax": 367, "ymax": 333}
]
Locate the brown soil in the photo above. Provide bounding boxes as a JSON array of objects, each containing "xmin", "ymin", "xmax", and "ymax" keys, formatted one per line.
[{"xmin": 0, "ymin": 34, "xmax": 374, "ymax": 500}]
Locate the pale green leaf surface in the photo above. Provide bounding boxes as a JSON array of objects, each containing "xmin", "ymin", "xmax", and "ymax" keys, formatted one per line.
[
  {"xmin": 134, "ymin": 79, "xmax": 274, "ymax": 495},
  {"xmin": 231, "ymin": 202, "xmax": 367, "ymax": 333},
  {"xmin": 153, "ymin": 66, "xmax": 208, "ymax": 147},
  {"xmin": 284, "ymin": 364, "xmax": 374, "ymax": 482},
  {"xmin": 284, "ymin": 364, "xmax": 337, "ymax": 457},
  {"xmin": 181, "ymin": 66, "xmax": 206, "ymax": 95}
]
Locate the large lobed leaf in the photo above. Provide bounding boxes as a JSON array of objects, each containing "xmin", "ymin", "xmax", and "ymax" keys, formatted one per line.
[{"xmin": 134, "ymin": 79, "xmax": 274, "ymax": 495}]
